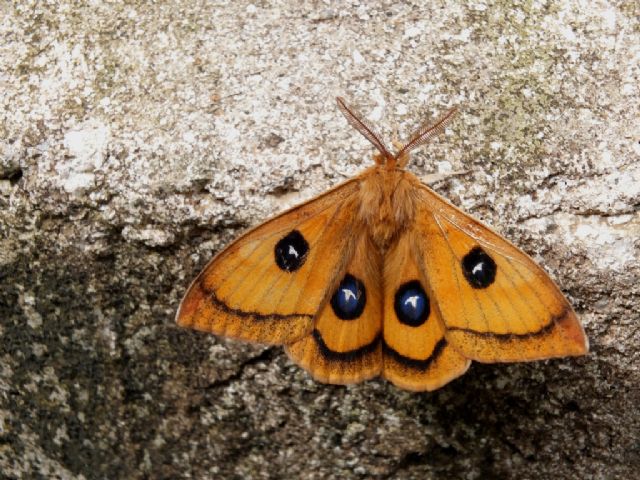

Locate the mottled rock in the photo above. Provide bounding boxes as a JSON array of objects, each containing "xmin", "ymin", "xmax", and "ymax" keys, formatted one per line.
[{"xmin": 1, "ymin": 1, "xmax": 638, "ymax": 479}]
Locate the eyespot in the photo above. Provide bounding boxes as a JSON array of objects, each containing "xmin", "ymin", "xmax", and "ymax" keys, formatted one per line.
[
  {"xmin": 394, "ymin": 280, "xmax": 430, "ymax": 327},
  {"xmin": 462, "ymin": 246, "xmax": 497, "ymax": 288},
  {"xmin": 330, "ymin": 274, "xmax": 366, "ymax": 320},
  {"xmin": 274, "ymin": 230, "xmax": 309, "ymax": 272}
]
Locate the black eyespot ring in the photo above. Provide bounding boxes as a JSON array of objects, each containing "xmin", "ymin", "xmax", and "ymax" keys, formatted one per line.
[
  {"xmin": 274, "ymin": 230, "xmax": 309, "ymax": 272},
  {"xmin": 330, "ymin": 274, "xmax": 366, "ymax": 320},
  {"xmin": 462, "ymin": 246, "xmax": 497, "ymax": 288},
  {"xmin": 394, "ymin": 280, "xmax": 430, "ymax": 327}
]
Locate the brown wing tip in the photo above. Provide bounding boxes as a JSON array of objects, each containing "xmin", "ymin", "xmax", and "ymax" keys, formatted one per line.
[
  {"xmin": 556, "ymin": 308, "xmax": 590, "ymax": 355},
  {"xmin": 175, "ymin": 281, "xmax": 203, "ymax": 327}
]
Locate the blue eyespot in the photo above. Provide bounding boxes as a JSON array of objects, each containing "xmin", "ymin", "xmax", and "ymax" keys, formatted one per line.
[
  {"xmin": 394, "ymin": 280, "xmax": 429, "ymax": 327},
  {"xmin": 330, "ymin": 274, "xmax": 366, "ymax": 320}
]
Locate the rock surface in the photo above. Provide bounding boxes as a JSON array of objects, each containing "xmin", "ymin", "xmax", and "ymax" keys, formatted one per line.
[{"xmin": 1, "ymin": 1, "xmax": 638, "ymax": 479}]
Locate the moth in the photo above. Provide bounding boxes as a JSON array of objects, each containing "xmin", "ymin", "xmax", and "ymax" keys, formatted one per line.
[{"xmin": 176, "ymin": 98, "xmax": 588, "ymax": 391}]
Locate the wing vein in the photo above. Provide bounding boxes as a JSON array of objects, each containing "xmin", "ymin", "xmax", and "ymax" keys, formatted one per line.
[
  {"xmin": 280, "ymin": 201, "xmax": 357, "ymax": 319},
  {"xmin": 502, "ymin": 256, "xmax": 572, "ymax": 352},
  {"xmin": 439, "ymin": 215, "xmax": 526, "ymax": 336},
  {"xmin": 230, "ymin": 202, "xmax": 345, "ymax": 323},
  {"xmin": 217, "ymin": 199, "xmax": 342, "ymax": 305},
  {"xmin": 432, "ymin": 212, "xmax": 490, "ymax": 332}
]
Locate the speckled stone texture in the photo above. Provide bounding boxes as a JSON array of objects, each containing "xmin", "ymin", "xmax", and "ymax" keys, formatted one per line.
[{"xmin": 1, "ymin": 1, "xmax": 638, "ymax": 479}]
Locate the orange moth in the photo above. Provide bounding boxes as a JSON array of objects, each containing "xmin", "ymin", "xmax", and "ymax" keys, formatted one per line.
[{"xmin": 176, "ymin": 98, "xmax": 588, "ymax": 391}]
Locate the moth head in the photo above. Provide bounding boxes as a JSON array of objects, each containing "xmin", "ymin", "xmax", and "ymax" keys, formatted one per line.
[{"xmin": 336, "ymin": 97, "xmax": 457, "ymax": 170}]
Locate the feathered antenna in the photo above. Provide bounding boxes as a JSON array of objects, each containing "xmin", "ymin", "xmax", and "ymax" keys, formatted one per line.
[
  {"xmin": 395, "ymin": 106, "xmax": 458, "ymax": 167},
  {"xmin": 336, "ymin": 97, "xmax": 393, "ymax": 164}
]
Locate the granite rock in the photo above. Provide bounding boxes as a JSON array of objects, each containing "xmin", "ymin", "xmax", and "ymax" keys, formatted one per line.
[{"xmin": 1, "ymin": 1, "xmax": 639, "ymax": 479}]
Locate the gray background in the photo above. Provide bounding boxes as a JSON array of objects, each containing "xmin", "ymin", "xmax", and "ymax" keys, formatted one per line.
[{"xmin": 1, "ymin": 1, "xmax": 639, "ymax": 478}]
